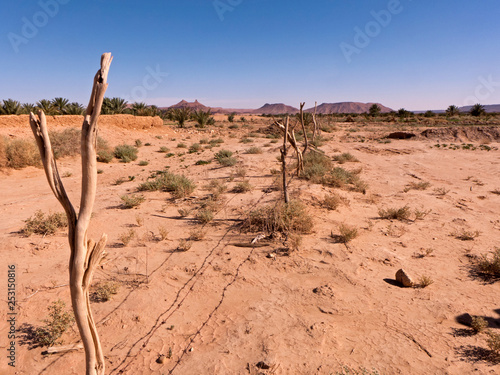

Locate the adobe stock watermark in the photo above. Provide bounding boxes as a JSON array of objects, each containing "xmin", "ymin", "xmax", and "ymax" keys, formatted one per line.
[
  {"xmin": 122, "ymin": 65, "xmax": 169, "ymax": 103},
  {"xmin": 463, "ymin": 75, "xmax": 500, "ymax": 106},
  {"xmin": 213, "ymin": 0, "xmax": 243, "ymax": 21},
  {"xmin": 7, "ymin": 0, "xmax": 70, "ymax": 54},
  {"xmin": 7, "ymin": 264, "xmax": 17, "ymax": 368},
  {"xmin": 340, "ymin": 0, "xmax": 406, "ymax": 63}
]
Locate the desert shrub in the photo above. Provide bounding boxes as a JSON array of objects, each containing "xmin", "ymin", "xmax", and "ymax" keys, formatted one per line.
[
  {"xmin": 206, "ymin": 180, "xmax": 227, "ymax": 199},
  {"xmin": 416, "ymin": 275, "xmax": 434, "ymax": 288},
  {"xmin": 91, "ymin": 281, "xmax": 120, "ymax": 302},
  {"xmin": 322, "ymin": 193, "xmax": 342, "ymax": 210},
  {"xmin": 215, "ymin": 149, "xmax": 237, "ymax": 166},
  {"xmin": 333, "ymin": 152, "xmax": 359, "ymax": 164},
  {"xmin": 471, "ymin": 316, "xmax": 488, "ymax": 333},
  {"xmin": 486, "ymin": 331, "xmax": 500, "ymax": 355},
  {"xmin": 378, "ymin": 205, "xmax": 411, "ymax": 221},
  {"xmin": 195, "ymin": 159, "xmax": 211, "ymax": 165},
  {"xmin": 177, "ymin": 239, "xmax": 192, "ymax": 252},
  {"xmin": 199, "ymin": 138, "xmax": 209, "ymax": 144},
  {"xmin": 114, "ymin": 144, "xmax": 138, "ymax": 163},
  {"xmin": 189, "ymin": 228, "xmax": 206, "ymax": 241},
  {"xmin": 453, "ymin": 229, "xmax": 480, "ymax": 241},
  {"xmin": 0, "ymin": 136, "xmax": 7, "ymax": 168},
  {"xmin": 209, "ymin": 138, "xmax": 224, "ymax": 146},
  {"xmin": 134, "ymin": 139, "xmax": 143, "ymax": 147},
  {"xmin": 476, "ymin": 248, "xmax": 500, "ymax": 276},
  {"xmin": 49, "ymin": 128, "xmax": 80, "ymax": 158},
  {"xmin": 119, "ymin": 229, "xmax": 135, "ymax": 246},
  {"xmin": 5, "ymin": 138, "xmax": 41, "ymax": 168},
  {"xmin": 120, "ymin": 194, "xmax": 145, "ymax": 209},
  {"xmin": 177, "ymin": 142, "xmax": 187, "ymax": 148},
  {"xmin": 138, "ymin": 160, "xmax": 149, "ymax": 166},
  {"xmin": 138, "ymin": 171, "xmax": 196, "ymax": 198},
  {"xmin": 227, "ymin": 112, "xmax": 235, "ymax": 122},
  {"xmin": 240, "ymin": 137, "xmax": 253, "ymax": 144},
  {"xmin": 245, "ymin": 147, "xmax": 262, "ymax": 154},
  {"xmin": 232, "ymin": 180, "xmax": 252, "ymax": 193},
  {"xmin": 178, "ymin": 207, "xmax": 193, "ymax": 217},
  {"xmin": 333, "ymin": 223, "xmax": 358, "ymax": 244},
  {"xmin": 301, "ymin": 152, "xmax": 332, "ymax": 182},
  {"xmin": 242, "ymin": 200, "xmax": 313, "ymax": 234},
  {"xmin": 234, "ymin": 165, "xmax": 247, "ymax": 177},
  {"xmin": 404, "ymin": 181, "xmax": 431, "ymax": 192},
  {"xmin": 97, "ymin": 148, "xmax": 114, "ymax": 163},
  {"xmin": 22, "ymin": 210, "xmax": 67, "ymax": 236},
  {"xmin": 188, "ymin": 143, "xmax": 202, "ymax": 153},
  {"xmin": 158, "ymin": 146, "xmax": 170, "ymax": 153},
  {"xmin": 196, "ymin": 208, "xmax": 214, "ymax": 224},
  {"xmin": 33, "ymin": 300, "xmax": 74, "ymax": 347}
]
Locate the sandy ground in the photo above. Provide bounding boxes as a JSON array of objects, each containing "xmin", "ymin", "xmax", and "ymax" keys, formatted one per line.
[{"xmin": 1, "ymin": 118, "xmax": 500, "ymax": 375}]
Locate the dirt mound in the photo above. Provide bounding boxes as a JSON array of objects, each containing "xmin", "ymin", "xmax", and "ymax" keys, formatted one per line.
[
  {"xmin": 419, "ymin": 126, "xmax": 500, "ymax": 142},
  {"xmin": 0, "ymin": 114, "xmax": 163, "ymax": 129}
]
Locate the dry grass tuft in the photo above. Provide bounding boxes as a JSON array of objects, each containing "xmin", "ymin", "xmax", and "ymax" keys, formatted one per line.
[
  {"xmin": 242, "ymin": 200, "xmax": 313, "ymax": 234},
  {"xmin": 22, "ymin": 210, "xmax": 67, "ymax": 236}
]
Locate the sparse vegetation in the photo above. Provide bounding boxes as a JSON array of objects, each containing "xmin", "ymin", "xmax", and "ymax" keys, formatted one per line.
[
  {"xmin": 333, "ymin": 223, "xmax": 358, "ymax": 244},
  {"xmin": 114, "ymin": 144, "xmax": 138, "ymax": 163},
  {"xmin": 196, "ymin": 208, "xmax": 214, "ymax": 224},
  {"xmin": 378, "ymin": 205, "xmax": 411, "ymax": 221},
  {"xmin": 138, "ymin": 170, "xmax": 196, "ymax": 198},
  {"xmin": 32, "ymin": 300, "xmax": 74, "ymax": 347},
  {"xmin": 333, "ymin": 152, "xmax": 359, "ymax": 164},
  {"xmin": 335, "ymin": 366, "xmax": 381, "ymax": 375},
  {"xmin": 138, "ymin": 160, "xmax": 149, "ymax": 166},
  {"xmin": 476, "ymin": 248, "xmax": 500, "ymax": 277},
  {"xmin": 245, "ymin": 146, "xmax": 262, "ymax": 154},
  {"xmin": 471, "ymin": 316, "xmax": 488, "ymax": 333},
  {"xmin": 322, "ymin": 193, "xmax": 342, "ymax": 211},
  {"xmin": 120, "ymin": 194, "xmax": 145, "ymax": 208},
  {"xmin": 91, "ymin": 281, "xmax": 120, "ymax": 302},
  {"xmin": 404, "ymin": 181, "xmax": 430, "ymax": 192},
  {"xmin": 189, "ymin": 228, "xmax": 206, "ymax": 241},
  {"xmin": 188, "ymin": 143, "xmax": 202, "ymax": 153},
  {"xmin": 177, "ymin": 239, "xmax": 192, "ymax": 252},
  {"xmin": 206, "ymin": 180, "xmax": 227, "ymax": 199},
  {"xmin": 215, "ymin": 149, "xmax": 237, "ymax": 167},
  {"xmin": 158, "ymin": 146, "xmax": 170, "ymax": 153},
  {"xmin": 453, "ymin": 229, "xmax": 480, "ymax": 241},
  {"xmin": 158, "ymin": 226, "xmax": 169, "ymax": 241},
  {"xmin": 119, "ymin": 229, "xmax": 135, "ymax": 246},
  {"xmin": 178, "ymin": 207, "xmax": 193, "ymax": 217},
  {"xmin": 22, "ymin": 210, "xmax": 67, "ymax": 236},
  {"xmin": 232, "ymin": 180, "xmax": 252, "ymax": 193},
  {"xmin": 486, "ymin": 330, "xmax": 500, "ymax": 355},
  {"xmin": 242, "ymin": 200, "xmax": 313, "ymax": 234},
  {"xmin": 416, "ymin": 275, "xmax": 434, "ymax": 288}
]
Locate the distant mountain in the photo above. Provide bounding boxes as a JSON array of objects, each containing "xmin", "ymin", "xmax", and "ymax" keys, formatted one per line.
[
  {"xmin": 305, "ymin": 102, "xmax": 393, "ymax": 114},
  {"xmin": 168, "ymin": 100, "xmax": 210, "ymax": 111},
  {"xmin": 254, "ymin": 103, "xmax": 299, "ymax": 115},
  {"xmin": 459, "ymin": 104, "xmax": 500, "ymax": 113}
]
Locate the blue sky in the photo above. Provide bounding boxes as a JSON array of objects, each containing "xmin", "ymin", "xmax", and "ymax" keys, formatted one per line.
[{"xmin": 1, "ymin": 0, "xmax": 499, "ymax": 111}]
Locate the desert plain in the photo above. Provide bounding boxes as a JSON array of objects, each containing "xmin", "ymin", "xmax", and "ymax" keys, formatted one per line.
[{"xmin": 1, "ymin": 113, "xmax": 500, "ymax": 375}]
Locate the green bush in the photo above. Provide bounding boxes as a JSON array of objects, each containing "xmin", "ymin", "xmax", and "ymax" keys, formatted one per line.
[
  {"xmin": 215, "ymin": 149, "xmax": 237, "ymax": 167},
  {"xmin": 138, "ymin": 171, "xmax": 196, "ymax": 198},
  {"xmin": 120, "ymin": 194, "xmax": 145, "ymax": 208},
  {"xmin": 33, "ymin": 300, "xmax": 74, "ymax": 347},
  {"xmin": 114, "ymin": 144, "xmax": 138, "ymax": 163}
]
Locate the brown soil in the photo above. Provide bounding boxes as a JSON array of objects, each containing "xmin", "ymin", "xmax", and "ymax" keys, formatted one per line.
[{"xmin": 1, "ymin": 119, "xmax": 500, "ymax": 375}]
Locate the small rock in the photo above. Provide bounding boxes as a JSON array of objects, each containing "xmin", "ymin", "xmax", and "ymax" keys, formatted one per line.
[
  {"xmin": 156, "ymin": 354, "xmax": 165, "ymax": 364},
  {"xmin": 266, "ymin": 253, "xmax": 276, "ymax": 259},
  {"xmin": 395, "ymin": 269, "xmax": 414, "ymax": 287}
]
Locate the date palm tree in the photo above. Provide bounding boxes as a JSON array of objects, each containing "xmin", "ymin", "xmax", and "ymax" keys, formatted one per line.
[
  {"xmin": 110, "ymin": 97, "xmax": 127, "ymax": 114},
  {"xmin": 132, "ymin": 102, "xmax": 148, "ymax": 116},
  {"xmin": 192, "ymin": 109, "xmax": 213, "ymax": 128},
  {"xmin": 21, "ymin": 103, "xmax": 36, "ymax": 114},
  {"xmin": 36, "ymin": 99, "xmax": 57, "ymax": 115},
  {"xmin": 470, "ymin": 103, "xmax": 485, "ymax": 117},
  {"xmin": 52, "ymin": 97, "xmax": 69, "ymax": 115},
  {"xmin": 446, "ymin": 105, "xmax": 460, "ymax": 116},
  {"xmin": 172, "ymin": 107, "xmax": 191, "ymax": 127},
  {"xmin": 0, "ymin": 99, "xmax": 22, "ymax": 114},
  {"xmin": 66, "ymin": 102, "xmax": 85, "ymax": 115}
]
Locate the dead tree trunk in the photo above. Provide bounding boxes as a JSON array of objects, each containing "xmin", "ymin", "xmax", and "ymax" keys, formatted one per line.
[
  {"xmin": 312, "ymin": 101, "xmax": 319, "ymax": 141},
  {"xmin": 280, "ymin": 116, "xmax": 290, "ymax": 203},
  {"xmin": 29, "ymin": 52, "xmax": 113, "ymax": 375}
]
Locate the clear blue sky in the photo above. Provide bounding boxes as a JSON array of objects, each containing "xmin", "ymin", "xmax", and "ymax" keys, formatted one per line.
[{"xmin": 1, "ymin": 0, "xmax": 499, "ymax": 111}]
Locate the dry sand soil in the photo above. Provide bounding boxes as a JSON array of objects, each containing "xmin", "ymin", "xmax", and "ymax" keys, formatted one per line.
[{"xmin": 1, "ymin": 117, "xmax": 500, "ymax": 374}]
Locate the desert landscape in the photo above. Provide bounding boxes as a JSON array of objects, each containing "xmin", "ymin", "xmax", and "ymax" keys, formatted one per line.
[{"xmin": 1, "ymin": 105, "xmax": 500, "ymax": 374}]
